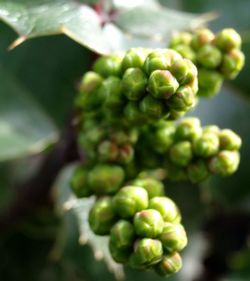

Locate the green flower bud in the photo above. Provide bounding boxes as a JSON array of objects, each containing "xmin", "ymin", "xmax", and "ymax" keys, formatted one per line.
[
  {"xmin": 191, "ymin": 29, "xmax": 215, "ymax": 50},
  {"xmin": 132, "ymin": 178, "xmax": 165, "ymax": 199},
  {"xmin": 111, "ymin": 129, "xmax": 139, "ymax": 145},
  {"xmin": 208, "ymin": 150, "xmax": 240, "ymax": 176},
  {"xmin": 173, "ymin": 45, "xmax": 196, "ymax": 62},
  {"xmin": 110, "ymin": 220, "xmax": 135, "ymax": 249},
  {"xmin": 88, "ymin": 197, "xmax": 117, "ymax": 235},
  {"xmin": 221, "ymin": 49, "xmax": 245, "ymax": 79},
  {"xmin": 198, "ymin": 68, "xmax": 223, "ymax": 97},
  {"xmin": 175, "ymin": 117, "xmax": 202, "ymax": 141},
  {"xmin": 124, "ymin": 101, "xmax": 149, "ymax": 124},
  {"xmin": 169, "ymin": 141, "xmax": 193, "ymax": 167},
  {"xmin": 118, "ymin": 144, "xmax": 134, "ymax": 164},
  {"xmin": 214, "ymin": 28, "xmax": 242, "ymax": 51},
  {"xmin": 168, "ymin": 109, "xmax": 186, "ymax": 121},
  {"xmin": 155, "ymin": 252, "xmax": 182, "ymax": 277},
  {"xmin": 165, "ymin": 161, "xmax": 188, "ymax": 182},
  {"xmin": 129, "ymin": 238, "xmax": 163, "ymax": 268},
  {"xmin": 181, "ymin": 59, "xmax": 198, "ymax": 85},
  {"xmin": 121, "ymin": 48, "xmax": 149, "ymax": 72},
  {"xmin": 144, "ymin": 49, "xmax": 181, "ymax": 75},
  {"xmin": 122, "ymin": 68, "xmax": 147, "ymax": 101},
  {"xmin": 219, "ymin": 129, "xmax": 242, "ymax": 151},
  {"xmin": 70, "ymin": 165, "xmax": 92, "ymax": 198},
  {"xmin": 101, "ymin": 77, "xmax": 125, "ymax": 109},
  {"xmin": 148, "ymin": 70, "xmax": 179, "ymax": 100},
  {"xmin": 140, "ymin": 95, "xmax": 169, "ymax": 119},
  {"xmin": 193, "ymin": 132, "xmax": 220, "ymax": 158},
  {"xmin": 88, "ymin": 164, "xmax": 125, "ymax": 195},
  {"xmin": 79, "ymin": 71, "xmax": 103, "ymax": 93},
  {"xmin": 169, "ymin": 32, "xmax": 192, "ymax": 47},
  {"xmin": 93, "ymin": 54, "xmax": 122, "ymax": 78},
  {"xmin": 170, "ymin": 59, "xmax": 195, "ymax": 84},
  {"xmin": 187, "ymin": 159, "xmax": 210, "ymax": 183},
  {"xmin": 134, "ymin": 209, "xmax": 164, "ymax": 238},
  {"xmin": 203, "ymin": 125, "xmax": 220, "ymax": 135},
  {"xmin": 98, "ymin": 140, "xmax": 119, "ymax": 162},
  {"xmin": 149, "ymin": 197, "xmax": 181, "ymax": 223},
  {"xmin": 159, "ymin": 222, "xmax": 188, "ymax": 253},
  {"xmin": 109, "ymin": 240, "xmax": 131, "ymax": 263},
  {"xmin": 112, "ymin": 186, "xmax": 149, "ymax": 218},
  {"xmin": 197, "ymin": 45, "xmax": 222, "ymax": 68}
]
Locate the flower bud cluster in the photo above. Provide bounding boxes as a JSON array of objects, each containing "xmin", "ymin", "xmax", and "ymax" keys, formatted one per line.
[
  {"xmin": 76, "ymin": 48, "xmax": 198, "ymax": 125},
  {"xmin": 169, "ymin": 28, "xmax": 245, "ymax": 97},
  {"xmin": 137, "ymin": 117, "xmax": 241, "ymax": 182},
  {"xmin": 88, "ymin": 182, "xmax": 186, "ymax": 277}
]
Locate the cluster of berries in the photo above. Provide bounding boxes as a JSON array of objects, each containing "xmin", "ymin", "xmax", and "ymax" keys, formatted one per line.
[{"xmin": 169, "ymin": 28, "xmax": 245, "ymax": 97}]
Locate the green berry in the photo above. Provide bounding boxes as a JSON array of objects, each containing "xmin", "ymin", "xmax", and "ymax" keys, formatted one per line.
[
  {"xmin": 193, "ymin": 132, "xmax": 220, "ymax": 158},
  {"xmin": 132, "ymin": 178, "xmax": 165, "ymax": 198},
  {"xmin": 149, "ymin": 197, "xmax": 181, "ymax": 223},
  {"xmin": 169, "ymin": 141, "xmax": 193, "ymax": 167},
  {"xmin": 121, "ymin": 48, "xmax": 149, "ymax": 72},
  {"xmin": 187, "ymin": 160, "xmax": 210, "ymax": 183},
  {"xmin": 214, "ymin": 28, "xmax": 242, "ymax": 51},
  {"xmin": 208, "ymin": 150, "xmax": 240, "ymax": 176},
  {"xmin": 122, "ymin": 68, "xmax": 147, "ymax": 101},
  {"xmin": 197, "ymin": 45, "xmax": 222, "ymax": 68},
  {"xmin": 88, "ymin": 164, "xmax": 125, "ymax": 195},
  {"xmin": 155, "ymin": 252, "xmax": 182, "ymax": 277},
  {"xmin": 129, "ymin": 238, "xmax": 163, "ymax": 268},
  {"xmin": 219, "ymin": 129, "xmax": 242, "ymax": 151},
  {"xmin": 198, "ymin": 68, "xmax": 223, "ymax": 97},
  {"xmin": 93, "ymin": 54, "xmax": 122, "ymax": 78},
  {"xmin": 112, "ymin": 186, "xmax": 149, "ymax": 218},
  {"xmin": 191, "ymin": 29, "xmax": 215, "ymax": 50},
  {"xmin": 221, "ymin": 49, "xmax": 245, "ymax": 79},
  {"xmin": 88, "ymin": 197, "xmax": 117, "ymax": 235},
  {"xmin": 140, "ymin": 95, "xmax": 169, "ymax": 119},
  {"xmin": 134, "ymin": 209, "xmax": 164, "ymax": 238},
  {"xmin": 110, "ymin": 220, "xmax": 135, "ymax": 249},
  {"xmin": 159, "ymin": 222, "xmax": 188, "ymax": 253},
  {"xmin": 175, "ymin": 117, "xmax": 202, "ymax": 141},
  {"xmin": 70, "ymin": 165, "xmax": 92, "ymax": 198}
]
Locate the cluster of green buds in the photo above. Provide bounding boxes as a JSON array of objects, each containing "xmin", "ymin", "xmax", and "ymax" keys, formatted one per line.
[
  {"xmin": 137, "ymin": 117, "xmax": 241, "ymax": 183},
  {"xmin": 76, "ymin": 47, "xmax": 198, "ymax": 125},
  {"xmin": 88, "ymin": 179, "xmax": 187, "ymax": 277},
  {"xmin": 169, "ymin": 28, "xmax": 245, "ymax": 97}
]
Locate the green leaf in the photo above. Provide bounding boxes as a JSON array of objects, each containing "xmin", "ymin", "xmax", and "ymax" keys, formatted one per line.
[
  {"xmin": 0, "ymin": 65, "xmax": 58, "ymax": 162},
  {"xmin": 0, "ymin": 0, "xmax": 110, "ymax": 54}
]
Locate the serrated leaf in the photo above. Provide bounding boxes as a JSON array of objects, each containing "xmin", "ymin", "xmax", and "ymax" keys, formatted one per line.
[
  {"xmin": 55, "ymin": 164, "xmax": 125, "ymax": 281},
  {"xmin": 0, "ymin": 0, "xmax": 110, "ymax": 54},
  {"xmin": 0, "ymin": 65, "xmax": 58, "ymax": 162}
]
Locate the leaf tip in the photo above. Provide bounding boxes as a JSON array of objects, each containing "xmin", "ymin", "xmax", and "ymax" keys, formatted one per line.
[{"xmin": 8, "ymin": 36, "xmax": 28, "ymax": 51}]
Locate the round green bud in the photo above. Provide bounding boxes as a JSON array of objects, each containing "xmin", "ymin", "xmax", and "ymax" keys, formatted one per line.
[
  {"xmin": 110, "ymin": 220, "xmax": 135, "ymax": 249},
  {"xmin": 155, "ymin": 252, "xmax": 182, "ymax": 277},
  {"xmin": 191, "ymin": 29, "xmax": 215, "ymax": 50},
  {"xmin": 198, "ymin": 68, "xmax": 223, "ymax": 97},
  {"xmin": 124, "ymin": 101, "xmax": 148, "ymax": 125},
  {"xmin": 112, "ymin": 186, "xmax": 149, "ymax": 218},
  {"xmin": 88, "ymin": 164, "xmax": 125, "ymax": 195},
  {"xmin": 70, "ymin": 165, "xmax": 92, "ymax": 198},
  {"xmin": 97, "ymin": 140, "xmax": 119, "ymax": 162},
  {"xmin": 187, "ymin": 159, "xmax": 210, "ymax": 183},
  {"xmin": 109, "ymin": 240, "xmax": 131, "ymax": 263},
  {"xmin": 193, "ymin": 132, "xmax": 220, "ymax": 158},
  {"xmin": 149, "ymin": 197, "xmax": 181, "ymax": 223},
  {"xmin": 140, "ymin": 95, "xmax": 169, "ymax": 119},
  {"xmin": 169, "ymin": 141, "xmax": 193, "ymax": 167},
  {"xmin": 121, "ymin": 48, "xmax": 149, "ymax": 72},
  {"xmin": 219, "ymin": 129, "xmax": 242, "ymax": 151},
  {"xmin": 170, "ymin": 59, "xmax": 194, "ymax": 84},
  {"xmin": 88, "ymin": 197, "xmax": 117, "ymax": 235},
  {"xmin": 181, "ymin": 59, "xmax": 198, "ymax": 85},
  {"xmin": 111, "ymin": 129, "xmax": 139, "ymax": 145},
  {"xmin": 101, "ymin": 77, "xmax": 125, "ymax": 109},
  {"xmin": 173, "ymin": 45, "xmax": 196, "ymax": 62},
  {"xmin": 79, "ymin": 71, "xmax": 103, "ymax": 94},
  {"xmin": 175, "ymin": 117, "xmax": 202, "ymax": 141},
  {"xmin": 93, "ymin": 54, "xmax": 122, "ymax": 78},
  {"xmin": 129, "ymin": 238, "xmax": 163, "ymax": 268},
  {"xmin": 208, "ymin": 150, "xmax": 240, "ymax": 176},
  {"xmin": 159, "ymin": 222, "xmax": 188, "ymax": 253},
  {"xmin": 148, "ymin": 70, "xmax": 179, "ymax": 100},
  {"xmin": 214, "ymin": 28, "xmax": 242, "ymax": 51},
  {"xmin": 169, "ymin": 32, "xmax": 192, "ymax": 47},
  {"xmin": 134, "ymin": 209, "xmax": 164, "ymax": 238},
  {"xmin": 122, "ymin": 68, "xmax": 147, "ymax": 101},
  {"xmin": 118, "ymin": 144, "xmax": 134, "ymax": 164},
  {"xmin": 221, "ymin": 49, "xmax": 245, "ymax": 79},
  {"xmin": 132, "ymin": 178, "xmax": 164, "ymax": 199},
  {"xmin": 197, "ymin": 45, "xmax": 223, "ymax": 69},
  {"xmin": 165, "ymin": 161, "xmax": 188, "ymax": 182},
  {"xmin": 203, "ymin": 125, "xmax": 220, "ymax": 135},
  {"xmin": 168, "ymin": 109, "xmax": 186, "ymax": 121}
]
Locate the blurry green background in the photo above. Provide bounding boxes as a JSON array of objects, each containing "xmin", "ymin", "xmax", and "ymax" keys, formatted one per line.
[{"xmin": 0, "ymin": 1, "xmax": 249, "ymax": 281}]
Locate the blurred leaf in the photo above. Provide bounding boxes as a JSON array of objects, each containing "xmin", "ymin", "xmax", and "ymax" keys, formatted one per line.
[
  {"xmin": 112, "ymin": 0, "xmax": 158, "ymax": 10},
  {"xmin": 0, "ymin": 0, "xmax": 110, "ymax": 54},
  {"xmin": 0, "ymin": 65, "xmax": 58, "ymax": 162}
]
